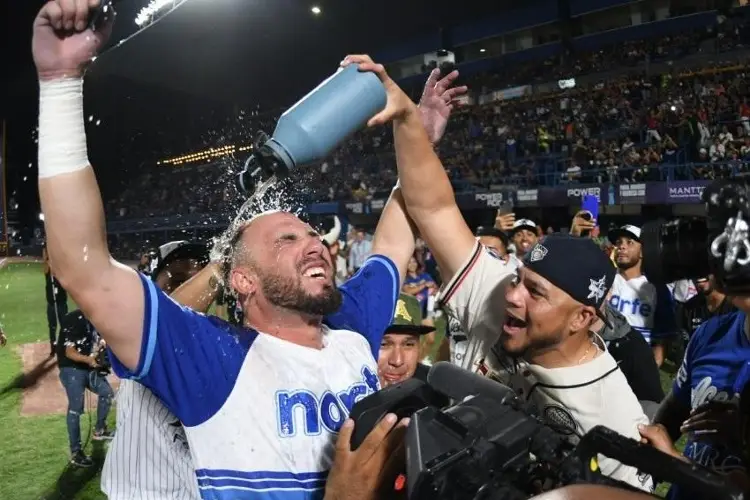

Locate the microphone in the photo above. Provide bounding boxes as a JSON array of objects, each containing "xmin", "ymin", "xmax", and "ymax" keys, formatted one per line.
[{"xmin": 427, "ymin": 361, "xmax": 516, "ymax": 403}]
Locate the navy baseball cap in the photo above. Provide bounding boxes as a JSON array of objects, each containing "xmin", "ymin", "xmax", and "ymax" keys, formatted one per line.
[{"xmin": 523, "ymin": 234, "xmax": 616, "ymax": 327}]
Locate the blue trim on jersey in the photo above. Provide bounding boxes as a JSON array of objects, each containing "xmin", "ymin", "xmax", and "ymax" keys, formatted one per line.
[
  {"xmin": 324, "ymin": 254, "xmax": 400, "ymax": 359},
  {"xmin": 109, "ymin": 275, "xmax": 260, "ymax": 427},
  {"xmin": 199, "ymin": 490, "xmax": 323, "ymax": 500},
  {"xmin": 196, "ymin": 470, "xmax": 327, "ymax": 481},
  {"xmin": 135, "ymin": 276, "xmax": 159, "ymax": 380},
  {"xmin": 196, "ymin": 470, "xmax": 326, "ymax": 500}
]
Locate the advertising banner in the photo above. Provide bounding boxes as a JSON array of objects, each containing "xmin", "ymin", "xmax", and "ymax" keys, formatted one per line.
[
  {"xmin": 329, "ymin": 180, "xmax": 711, "ymax": 216},
  {"xmin": 618, "ymin": 183, "xmax": 647, "ymax": 205},
  {"xmin": 538, "ymin": 184, "xmax": 618, "ymax": 207},
  {"xmin": 645, "ymin": 180, "xmax": 711, "ymax": 204},
  {"xmin": 515, "ymin": 188, "xmax": 539, "ymax": 207}
]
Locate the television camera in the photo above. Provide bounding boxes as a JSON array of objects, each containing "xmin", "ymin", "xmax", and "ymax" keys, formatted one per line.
[
  {"xmin": 642, "ymin": 178, "xmax": 750, "ymax": 294},
  {"xmin": 350, "ymin": 362, "xmax": 745, "ymax": 500}
]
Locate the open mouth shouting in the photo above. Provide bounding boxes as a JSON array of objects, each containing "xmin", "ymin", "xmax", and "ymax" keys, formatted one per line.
[{"xmin": 503, "ymin": 312, "xmax": 528, "ymax": 336}]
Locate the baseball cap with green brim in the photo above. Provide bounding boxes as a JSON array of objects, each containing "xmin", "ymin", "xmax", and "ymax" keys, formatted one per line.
[{"xmin": 385, "ymin": 294, "xmax": 435, "ymax": 336}]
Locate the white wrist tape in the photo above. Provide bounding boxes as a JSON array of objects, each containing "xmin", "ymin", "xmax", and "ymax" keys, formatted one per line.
[{"xmin": 38, "ymin": 79, "xmax": 89, "ymax": 178}]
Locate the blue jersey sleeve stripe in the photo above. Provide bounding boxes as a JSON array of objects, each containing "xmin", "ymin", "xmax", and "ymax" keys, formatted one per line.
[
  {"xmin": 367, "ymin": 255, "xmax": 399, "ymax": 306},
  {"xmin": 133, "ymin": 274, "xmax": 160, "ymax": 380}
]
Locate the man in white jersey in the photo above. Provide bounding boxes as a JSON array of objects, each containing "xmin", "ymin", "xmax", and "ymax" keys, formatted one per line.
[
  {"xmin": 608, "ymin": 225, "xmax": 677, "ymax": 367},
  {"xmin": 102, "ymin": 241, "xmax": 209, "ymax": 500},
  {"xmin": 33, "ymin": 6, "xmax": 422, "ymax": 499},
  {"xmin": 341, "ymin": 55, "xmax": 653, "ymax": 490}
]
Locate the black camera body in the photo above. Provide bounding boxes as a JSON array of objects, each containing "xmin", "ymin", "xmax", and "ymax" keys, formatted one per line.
[
  {"xmin": 642, "ymin": 179, "xmax": 750, "ymax": 294},
  {"xmin": 350, "ymin": 362, "xmax": 745, "ymax": 500},
  {"xmin": 94, "ymin": 346, "xmax": 111, "ymax": 375}
]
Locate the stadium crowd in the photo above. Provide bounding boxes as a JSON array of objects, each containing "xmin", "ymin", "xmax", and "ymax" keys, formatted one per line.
[
  {"xmin": 104, "ymin": 21, "xmax": 750, "ymax": 222},
  {"xmin": 20, "ymin": 2, "xmax": 750, "ymax": 500}
]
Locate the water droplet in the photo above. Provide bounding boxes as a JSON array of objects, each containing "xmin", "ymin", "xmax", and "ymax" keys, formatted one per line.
[
  {"xmin": 28, "ymin": 163, "xmax": 32, "ymax": 168},
  {"xmin": 23, "ymin": 177, "xmax": 27, "ymax": 181},
  {"xmin": 96, "ymin": 119, "xmax": 101, "ymax": 126},
  {"xmin": 88, "ymin": 115, "xmax": 94, "ymax": 122}
]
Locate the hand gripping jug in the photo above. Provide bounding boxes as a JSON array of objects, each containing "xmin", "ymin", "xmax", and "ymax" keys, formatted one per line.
[{"xmin": 237, "ymin": 64, "xmax": 387, "ymax": 194}]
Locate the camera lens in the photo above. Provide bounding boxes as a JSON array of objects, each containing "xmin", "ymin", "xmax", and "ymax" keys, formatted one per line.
[{"xmin": 641, "ymin": 218, "xmax": 711, "ymax": 285}]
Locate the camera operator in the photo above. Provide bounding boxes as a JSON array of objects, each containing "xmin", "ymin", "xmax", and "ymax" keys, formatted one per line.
[
  {"xmin": 651, "ymin": 302, "xmax": 750, "ymax": 500},
  {"xmin": 608, "ymin": 225, "xmax": 677, "ymax": 368},
  {"xmin": 57, "ymin": 309, "xmax": 114, "ymax": 467}
]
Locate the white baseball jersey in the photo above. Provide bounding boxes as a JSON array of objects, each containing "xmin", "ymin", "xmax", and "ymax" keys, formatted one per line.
[
  {"xmin": 438, "ymin": 242, "xmax": 652, "ymax": 491},
  {"xmin": 437, "ymin": 241, "xmax": 516, "ymax": 373},
  {"xmin": 102, "ymin": 379, "xmax": 199, "ymax": 499},
  {"xmin": 108, "ymin": 256, "xmax": 398, "ymax": 500},
  {"xmin": 609, "ymin": 274, "xmax": 676, "ymax": 344},
  {"xmin": 506, "ymin": 348, "xmax": 653, "ymax": 491}
]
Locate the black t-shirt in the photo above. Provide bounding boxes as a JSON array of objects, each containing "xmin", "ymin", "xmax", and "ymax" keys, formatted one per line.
[
  {"xmin": 676, "ymin": 294, "xmax": 736, "ymax": 338},
  {"xmin": 607, "ymin": 328, "xmax": 665, "ymax": 403},
  {"xmin": 45, "ymin": 272, "xmax": 68, "ymax": 304},
  {"xmin": 56, "ymin": 310, "xmax": 94, "ymax": 370}
]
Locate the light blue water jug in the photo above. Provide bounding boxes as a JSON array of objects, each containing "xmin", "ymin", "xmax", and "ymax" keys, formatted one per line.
[{"xmin": 238, "ymin": 64, "xmax": 387, "ymax": 193}]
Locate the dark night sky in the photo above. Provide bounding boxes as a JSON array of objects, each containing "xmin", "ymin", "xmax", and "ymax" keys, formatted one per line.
[{"xmin": 0, "ymin": 0, "xmax": 520, "ymax": 227}]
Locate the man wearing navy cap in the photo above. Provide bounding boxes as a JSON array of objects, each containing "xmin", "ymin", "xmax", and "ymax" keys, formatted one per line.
[
  {"xmin": 502, "ymin": 235, "xmax": 652, "ymax": 490},
  {"xmin": 346, "ymin": 57, "xmax": 652, "ymax": 489}
]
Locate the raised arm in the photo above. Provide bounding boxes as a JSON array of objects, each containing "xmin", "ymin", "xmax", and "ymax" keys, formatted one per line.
[
  {"xmin": 371, "ymin": 185, "xmax": 416, "ymax": 289},
  {"xmin": 34, "ymin": 1, "xmax": 144, "ymax": 369},
  {"xmin": 342, "ymin": 57, "xmax": 475, "ymax": 283}
]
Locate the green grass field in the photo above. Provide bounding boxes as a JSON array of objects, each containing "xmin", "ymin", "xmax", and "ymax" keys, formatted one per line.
[
  {"xmin": 0, "ymin": 262, "xmax": 679, "ymax": 499},
  {"xmin": 0, "ymin": 262, "xmax": 114, "ymax": 500}
]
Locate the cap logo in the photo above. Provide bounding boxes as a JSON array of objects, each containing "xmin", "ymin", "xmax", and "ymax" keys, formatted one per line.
[
  {"xmin": 587, "ymin": 275, "xmax": 608, "ymax": 302},
  {"xmin": 394, "ymin": 299, "xmax": 412, "ymax": 322},
  {"xmin": 529, "ymin": 244, "xmax": 548, "ymax": 263}
]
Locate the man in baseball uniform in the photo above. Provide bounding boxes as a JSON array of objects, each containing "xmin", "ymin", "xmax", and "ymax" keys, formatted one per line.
[
  {"xmin": 102, "ymin": 241, "xmax": 209, "ymax": 499},
  {"xmin": 350, "ymin": 55, "xmax": 653, "ymax": 490}
]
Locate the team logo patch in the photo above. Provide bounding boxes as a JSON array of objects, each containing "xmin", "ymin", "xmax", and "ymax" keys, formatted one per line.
[
  {"xmin": 529, "ymin": 244, "xmax": 548, "ymax": 263},
  {"xmin": 587, "ymin": 275, "xmax": 608, "ymax": 302},
  {"xmin": 543, "ymin": 404, "xmax": 578, "ymax": 435}
]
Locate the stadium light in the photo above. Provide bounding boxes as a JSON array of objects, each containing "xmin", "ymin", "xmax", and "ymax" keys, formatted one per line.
[
  {"xmin": 311, "ymin": 6, "xmax": 321, "ymax": 15},
  {"xmin": 135, "ymin": 0, "xmax": 179, "ymax": 27}
]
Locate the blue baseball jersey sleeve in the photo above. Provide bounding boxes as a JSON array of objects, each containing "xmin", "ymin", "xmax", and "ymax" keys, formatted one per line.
[
  {"xmin": 108, "ymin": 273, "xmax": 256, "ymax": 427},
  {"xmin": 324, "ymin": 254, "xmax": 400, "ymax": 359},
  {"xmin": 669, "ymin": 311, "xmax": 748, "ymax": 500}
]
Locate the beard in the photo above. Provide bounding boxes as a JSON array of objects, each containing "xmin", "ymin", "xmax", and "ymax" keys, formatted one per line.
[
  {"xmin": 615, "ymin": 256, "xmax": 639, "ymax": 271},
  {"xmin": 259, "ymin": 268, "xmax": 342, "ymax": 316}
]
